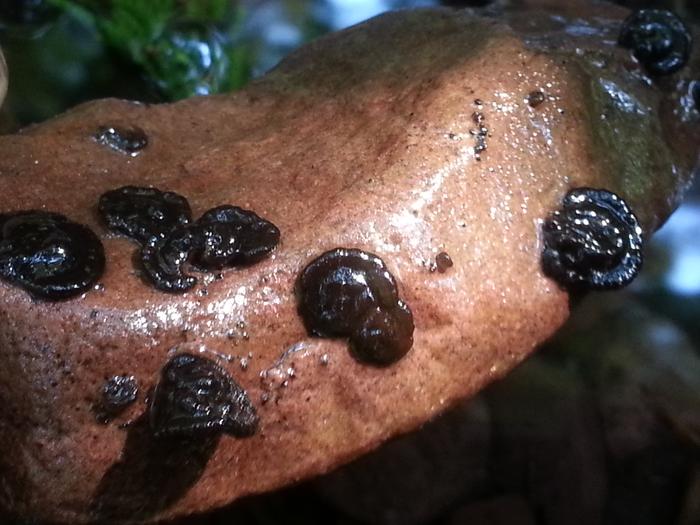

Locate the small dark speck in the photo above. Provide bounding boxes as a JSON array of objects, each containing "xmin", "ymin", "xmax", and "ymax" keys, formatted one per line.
[
  {"xmin": 435, "ymin": 252, "xmax": 454, "ymax": 273},
  {"xmin": 474, "ymin": 98, "xmax": 484, "ymax": 107},
  {"xmin": 527, "ymin": 90, "xmax": 546, "ymax": 108}
]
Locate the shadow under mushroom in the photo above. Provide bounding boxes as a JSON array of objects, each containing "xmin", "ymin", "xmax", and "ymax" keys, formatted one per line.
[{"xmin": 90, "ymin": 418, "xmax": 219, "ymax": 522}]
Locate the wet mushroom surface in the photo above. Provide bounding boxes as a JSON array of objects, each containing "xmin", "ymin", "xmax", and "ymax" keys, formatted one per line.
[{"xmin": 0, "ymin": 1, "xmax": 698, "ymax": 524}]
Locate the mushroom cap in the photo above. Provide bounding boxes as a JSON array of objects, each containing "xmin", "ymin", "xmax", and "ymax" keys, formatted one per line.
[{"xmin": 0, "ymin": 4, "xmax": 697, "ymax": 523}]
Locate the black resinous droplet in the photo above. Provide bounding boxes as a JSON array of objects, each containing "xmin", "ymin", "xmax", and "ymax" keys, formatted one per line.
[
  {"xmin": 98, "ymin": 375, "xmax": 139, "ymax": 420},
  {"xmin": 94, "ymin": 126, "xmax": 149, "ymax": 156},
  {"xmin": 193, "ymin": 205, "xmax": 281, "ymax": 269},
  {"xmin": 98, "ymin": 186, "xmax": 192, "ymax": 244},
  {"xmin": 0, "ymin": 210, "xmax": 105, "ymax": 300},
  {"xmin": 618, "ymin": 9, "xmax": 692, "ymax": 76},
  {"xmin": 297, "ymin": 248, "xmax": 414, "ymax": 366},
  {"xmin": 149, "ymin": 353, "xmax": 258, "ymax": 439},
  {"xmin": 541, "ymin": 188, "xmax": 643, "ymax": 291}
]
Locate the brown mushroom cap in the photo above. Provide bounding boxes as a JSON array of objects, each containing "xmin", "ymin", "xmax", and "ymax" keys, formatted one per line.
[{"xmin": 0, "ymin": 4, "xmax": 697, "ymax": 523}]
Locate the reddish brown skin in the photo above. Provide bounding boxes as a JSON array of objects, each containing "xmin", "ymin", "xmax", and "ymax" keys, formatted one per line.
[{"xmin": 0, "ymin": 3, "xmax": 697, "ymax": 523}]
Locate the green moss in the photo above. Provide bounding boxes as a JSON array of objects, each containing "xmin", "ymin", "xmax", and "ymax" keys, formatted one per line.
[{"xmin": 583, "ymin": 71, "xmax": 677, "ymax": 229}]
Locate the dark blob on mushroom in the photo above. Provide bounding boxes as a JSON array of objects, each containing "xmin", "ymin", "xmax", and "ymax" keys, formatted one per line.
[
  {"xmin": 297, "ymin": 248, "xmax": 414, "ymax": 366},
  {"xmin": 141, "ymin": 206, "xmax": 280, "ymax": 292},
  {"xmin": 0, "ymin": 211, "xmax": 105, "ymax": 300},
  {"xmin": 94, "ymin": 126, "xmax": 149, "ymax": 156},
  {"xmin": 140, "ymin": 226, "xmax": 199, "ymax": 293},
  {"xmin": 98, "ymin": 186, "xmax": 192, "ymax": 243},
  {"xmin": 149, "ymin": 353, "xmax": 258, "ymax": 439},
  {"xmin": 618, "ymin": 9, "xmax": 692, "ymax": 76},
  {"xmin": 541, "ymin": 188, "xmax": 643, "ymax": 291},
  {"xmin": 193, "ymin": 206, "xmax": 281, "ymax": 269},
  {"xmin": 98, "ymin": 186, "xmax": 280, "ymax": 293},
  {"xmin": 98, "ymin": 375, "xmax": 139, "ymax": 421}
]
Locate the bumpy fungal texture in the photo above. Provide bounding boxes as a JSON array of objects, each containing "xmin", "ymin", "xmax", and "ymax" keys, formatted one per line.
[
  {"xmin": 93, "ymin": 126, "xmax": 149, "ymax": 157},
  {"xmin": 618, "ymin": 9, "xmax": 692, "ymax": 76},
  {"xmin": 298, "ymin": 248, "xmax": 414, "ymax": 366},
  {"xmin": 149, "ymin": 353, "xmax": 258, "ymax": 439},
  {"xmin": 0, "ymin": 211, "xmax": 105, "ymax": 300},
  {"xmin": 0, "ymin": 2, "xmax": 697, "ymax": 523},
  {"xmin": 542, "ymin": 188, "xmax": 643, "ymax": 290}
]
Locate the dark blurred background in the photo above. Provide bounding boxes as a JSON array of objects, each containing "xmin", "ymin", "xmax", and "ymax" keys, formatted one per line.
[{"xmin": 1, "ymin": 1, "xmax": 699, "ymax": 524}]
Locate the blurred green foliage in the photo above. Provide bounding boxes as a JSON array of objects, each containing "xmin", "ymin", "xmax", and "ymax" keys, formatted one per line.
[{"xmin": 49, "ymin": 0, "xmax": 252, "ymax": 100}]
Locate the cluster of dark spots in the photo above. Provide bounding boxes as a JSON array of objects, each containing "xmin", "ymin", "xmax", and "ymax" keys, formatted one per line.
[
  {"xmin": 618, "ymin": 9, "xmax": 692, "ymax": 76},
  {"xmin": 470, "ymin": 110, "xmax": 488, "ymax": 161},
  {"xmin": 527, "ymin": 90, "xmax": 546, "ymax": 108},
  {"xmin": 541, "ymin": 188, "xmax": 643, "ymax": 291},
  {"xmin": 95, "ymin": 375, "xmax": 139, "ymax": 423},
  {"xmin": 0, "ymin": 210, "xmax": 105, "ymax": 300},
  {"xmin": 297, "ymin": 248, "xmax": 414, "ymax": 366},
  {"xmin": 93, "ymin": 126, "xmax": 149, "ymax": 156},
  {"xmin": 98, "ymin": 186, "xmax": 280, "ymax": 292},
  {"xmin": 432, "ymin": 251, "xmax": 454, "ymax": 273},
  {"xmin": 149, "ymin": 353, "xmax": 258, "ymax": 439}
]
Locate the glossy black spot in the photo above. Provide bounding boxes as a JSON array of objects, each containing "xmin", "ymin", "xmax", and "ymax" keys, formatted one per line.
[
  {"xmin": 350, "ymin": 302, "xmax": 414, "ymax": 366},
  {"xmin": 100, "ymin": 375, "xmax": 138, "ymax": 417},
  {"xmin": 542, "ymin": 188, "xmax": 643, "ymax": 291},
  {"xmin": 149, "ymin": 353, "xmax": 258, "ymax": 439},
  {"xmin": 297, "ymin": 248, "xmax": 414, "ymax": 366},
  {"xmin": 140, "ymin": 226, "xmax": 198, "ymax": 293},
  {"xmin": 0, "ymin": 211, "xmax": 105, "ymax": 300},
  {"xmin": 193, "ymin": 206, "xmax": 280, "ymax": 269},
  {"xmin": 94, "ymin": 126, "xmax": 149, "ymax": 156},
  {"xmin": 99, "ymin": 186, "xmax": 192, "ymax": 244},
  {"xmin": 619, "ymin": 9, "xmax": 692, "ymax": 76}
]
